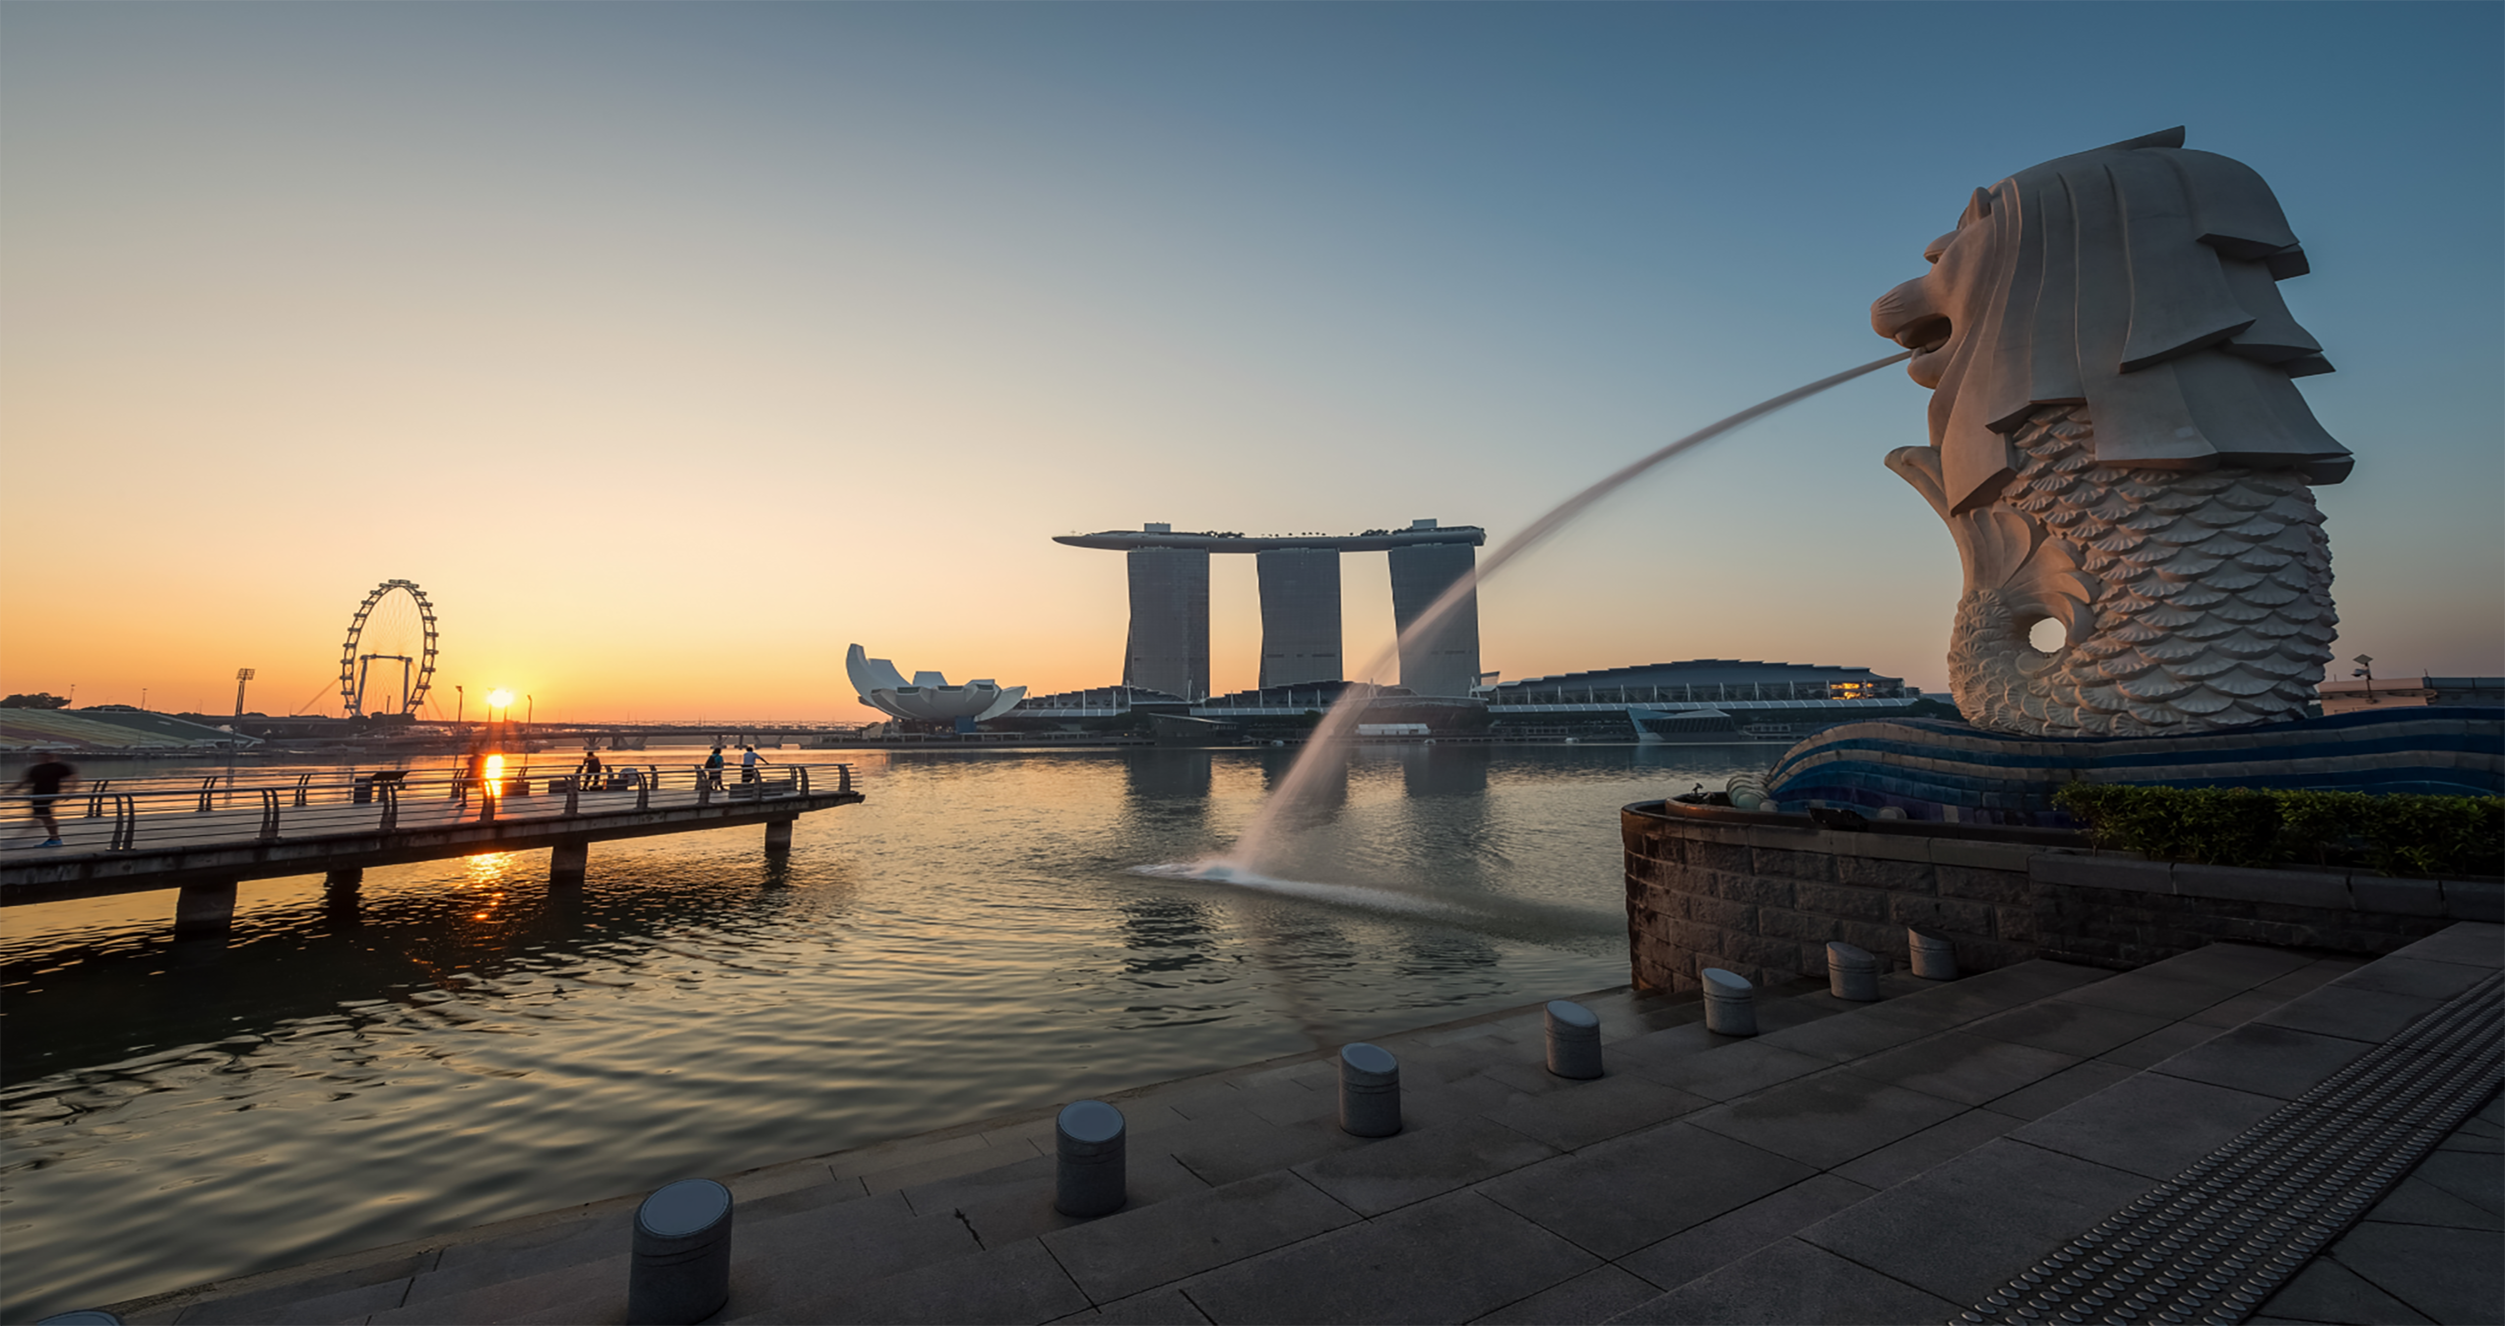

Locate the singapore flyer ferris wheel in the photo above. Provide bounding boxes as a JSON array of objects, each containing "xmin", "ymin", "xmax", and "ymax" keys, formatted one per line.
[{"xmin": 338, "ymin": 579, "xmax": 441, "ymax": 718}]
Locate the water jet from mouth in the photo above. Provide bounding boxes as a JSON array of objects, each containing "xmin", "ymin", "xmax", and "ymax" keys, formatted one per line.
[{"xmin": 1198, "ymin": 349, "xmax": 1915, "ymax": 883}]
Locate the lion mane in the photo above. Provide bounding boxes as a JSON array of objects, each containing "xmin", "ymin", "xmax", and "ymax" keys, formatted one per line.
[{"xmin": 1872, "ymin": 126, "xmax": 2351, "ymax": 515}]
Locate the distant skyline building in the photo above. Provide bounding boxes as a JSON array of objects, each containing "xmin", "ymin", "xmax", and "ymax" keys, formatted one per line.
[
  {"xmin": 1255, "ymin": 547, "xmax": 1342, "ymax": 688},
  {"xmin": 1387, "ymin": 539, "xmax": 1481, "ymax": 698},
  {"xmin": 1056, "ymin": 519, "xmax": 1486, "ymax": 698},
  {"xmin": 1479, "ymin": 659, "xmax": 1924, "ymax": 741},
  {"xmin": 1123, "ymin": 531, "xmax": 1210, "ymax": 700},
  {"xmin": 845, "ymin": 644, "xmax": 1026, "ymax": 729}
]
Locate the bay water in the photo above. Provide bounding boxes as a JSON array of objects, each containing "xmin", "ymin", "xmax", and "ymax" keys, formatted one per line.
[{"xmin": 1, "ymin": 742, "xmax": 1766, "ymax": 1317}]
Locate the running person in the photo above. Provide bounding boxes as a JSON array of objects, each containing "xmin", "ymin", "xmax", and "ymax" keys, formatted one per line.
[{"xmin": 14, "ymin": 756, "xmax": 76, "ymax": 847}]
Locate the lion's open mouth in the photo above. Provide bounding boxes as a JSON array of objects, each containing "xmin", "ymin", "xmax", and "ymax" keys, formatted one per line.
[{"xmin": 1895, "ymin": 314, "xmax": 1951, "ymax": 353}]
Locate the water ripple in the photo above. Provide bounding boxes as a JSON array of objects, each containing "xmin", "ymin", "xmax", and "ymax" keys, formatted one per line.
[{"xmin": 2, "ymin": 744, "xmax": 1759, "ymax": 1318}]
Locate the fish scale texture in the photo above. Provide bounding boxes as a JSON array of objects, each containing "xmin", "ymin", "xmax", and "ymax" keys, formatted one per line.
[{"xmin": 1948, "ymin": 405, "xmax": 2337, "ymax": 736}]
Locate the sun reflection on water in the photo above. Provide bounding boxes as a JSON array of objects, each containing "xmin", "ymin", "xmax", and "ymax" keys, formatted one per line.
[{"xmin": 1, "ymin": 743, "xmax": 1766, "ymax": 1321}]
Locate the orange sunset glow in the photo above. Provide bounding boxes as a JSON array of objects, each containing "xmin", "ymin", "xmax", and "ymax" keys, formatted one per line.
[
  {"xmin": 4, "ymin": 9, "xmax": 2499, "ymax": 1325},
  {"xmin": 2, "ymin": 6, "xmax": 2496, "ymax": 722}
]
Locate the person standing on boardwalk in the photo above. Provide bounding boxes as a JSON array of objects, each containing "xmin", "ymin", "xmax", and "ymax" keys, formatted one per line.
[
  {"xmin": 704, "ymin": 745, "xmax": 726, "ymax": 790},
  {"xmin": 13, "ymin": 755, "xmax": 76, "ymax": 847},
  {"xmin": 740, "ymin": 745, "xmax": 766, "ymax": 783}
]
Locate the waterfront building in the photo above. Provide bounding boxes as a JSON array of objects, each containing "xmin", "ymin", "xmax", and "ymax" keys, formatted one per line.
[
  {"xmin": 2315, "ymin": 676, "xmax": 2504, "ymax": 716},
  {"xmin": 1255, "ymin": 547, "xmax": 1342, "ymax": 688},
  {"xmin": 845, "ymin": 645, "xmax": 1026, "ymax": 730},
  {"xmin": 1010, "ymin": 685, "xmax": 1192, "ymax": 718},
  {"xmin": 1481, "ymin": 659, "xmax": 1936, "ymax": 741},
  {"xmin": 1055, "ymin": 519, "xmax": 1487, "ymax": 699},
  {"xmin": 1123, "ymin": 535, "xmax": 1211, "ymax": 700},
  {"xmin": 1387, "ymin": 532, "xmax": 1481, "ymax": 698},
  {"xmin": 1192, "ymin": 679, "xmax": 1377, "ymax": 715}
]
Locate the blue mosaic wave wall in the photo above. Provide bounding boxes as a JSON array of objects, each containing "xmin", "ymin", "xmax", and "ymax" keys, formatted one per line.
[{"xmin": 1765, "ymin": 707, "xmax": 2504, "ymax": 826}]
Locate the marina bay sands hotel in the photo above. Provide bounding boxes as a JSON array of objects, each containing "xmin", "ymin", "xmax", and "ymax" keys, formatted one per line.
[{"xmin": 1053, "ymin": 519, "xmax": 1483, "ymax": 701}]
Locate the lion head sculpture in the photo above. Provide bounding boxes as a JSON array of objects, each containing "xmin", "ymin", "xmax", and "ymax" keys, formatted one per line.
[
  {"xmin": 1872, "ymin": 126, "xmax": 2351, "ymax": 515},
  {"xmin": 1871, "ymin": 129, "xmax": 2349, "ymax": 738}
]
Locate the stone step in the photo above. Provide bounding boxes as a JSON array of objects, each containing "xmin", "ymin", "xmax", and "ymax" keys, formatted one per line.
[
  {"xmin": 1600, "ymin": 923, "xmax": 2501, "ymax": 1326},
  {"xmin": 118, "ymin": 938, "xmax": 2407, "ymax": 1325},
  {"xmin": 107, "ymin": 973, "xmax": 1854, "ymax": 1323},
  {"xmin": 645, "ymin": 959, "xmax": 2147, "ymax": 1323}
]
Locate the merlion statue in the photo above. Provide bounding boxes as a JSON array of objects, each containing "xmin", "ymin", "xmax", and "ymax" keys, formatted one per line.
[{"xmin": 1870, "ymin": 128, "xmax": 2351, "ymax": 737}]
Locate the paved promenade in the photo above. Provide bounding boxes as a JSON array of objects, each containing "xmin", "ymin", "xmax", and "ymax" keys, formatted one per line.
[{"xmin": 104, "ymin": 924, "xmax": 2501, "ymax": 1325}]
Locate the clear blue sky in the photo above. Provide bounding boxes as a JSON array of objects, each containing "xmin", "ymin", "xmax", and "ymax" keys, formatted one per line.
[{"xmin": 3, "ymin": 2, "xmax": 2496, "ymax": 715}]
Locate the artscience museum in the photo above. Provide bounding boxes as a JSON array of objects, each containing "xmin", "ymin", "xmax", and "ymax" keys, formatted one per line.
[{"xmin": 845, "ymin": 644, "xmax": 1026, "ymax": 728}]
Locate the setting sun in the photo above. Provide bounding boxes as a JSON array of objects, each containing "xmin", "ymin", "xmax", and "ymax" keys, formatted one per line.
[{"xmin": 485, "ymin": 689, "xmax": 514, "ymax": 711}]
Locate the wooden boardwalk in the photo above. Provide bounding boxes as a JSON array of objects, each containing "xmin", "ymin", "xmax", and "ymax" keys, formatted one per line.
[{"xmin": 0, "ymin": 763, "xmax": 864, "ymax": 932}]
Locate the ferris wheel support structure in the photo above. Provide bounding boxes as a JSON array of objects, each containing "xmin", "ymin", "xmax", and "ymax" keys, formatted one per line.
[{"xmin": 337, "ymin": 579, "xmax": 441, "ymax": 718}]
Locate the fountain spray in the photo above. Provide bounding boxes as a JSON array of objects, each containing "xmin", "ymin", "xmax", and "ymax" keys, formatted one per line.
[{"xmin": 1205, "ymin": 349, "xmax": 1915, "ymax": 880}]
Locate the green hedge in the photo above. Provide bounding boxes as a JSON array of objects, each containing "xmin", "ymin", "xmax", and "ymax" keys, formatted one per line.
[{"xmin": 2052, "ymin": 784, "xmax": 2505, "ymax": 878}]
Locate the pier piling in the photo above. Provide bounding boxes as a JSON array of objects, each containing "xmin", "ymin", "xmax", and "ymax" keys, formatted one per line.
[
  {"xmin": 1910, "ymin": 929, "xmax": 1960, "ymax": 980},
  {"xmin": 1338, "ymin": 1043, "xmax": 1402, "ymax": 1136},
  {"xmin": 550, "ymin": 841, "xmax": 589, "ymax": 885},
  {"xmin": 1544, "ymin": 1000, "xmax": 1603, "ymax": 1079},
  {"xmin": 626, "ymin": 1178, "xmax": 733, "ymax": 1325},
  {"xmin": 1828, "ymin": 941, "xmax": 1880, "ymax": 1001},
  {"xmin": 1702, "ymin": 967, "xmax": 1757, "ymax": 1035},
  {"xmin": 1054, "ymin": 1101, "xmax": 1128, "ymax": 1216},
  {"xmin": 173, "ymin": 880, "xmax": 238, "ymax": 940},
  {"xmin": 763, "ymin": 818, "xmax": 794, "ymax": 854}
]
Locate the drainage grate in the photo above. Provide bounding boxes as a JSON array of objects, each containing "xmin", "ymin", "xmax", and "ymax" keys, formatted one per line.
[{"xmin": 1958, "ymin": 971, "xmax": 2503, "ymax": 1326}]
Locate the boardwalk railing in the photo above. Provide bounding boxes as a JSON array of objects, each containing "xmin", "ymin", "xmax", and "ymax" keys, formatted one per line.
[{"xmin": 1, "ymin": 762, "xmax": 858, "ymax": 856}]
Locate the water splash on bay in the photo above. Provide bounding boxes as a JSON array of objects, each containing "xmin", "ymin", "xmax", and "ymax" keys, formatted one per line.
[
  {"xmin": 1129, "ymin": 861, "xmax": 1623, "ymax": 941},
  {"xmin": 1132, "ymin": 861, "xmax": 1475, "ymax": 919}
]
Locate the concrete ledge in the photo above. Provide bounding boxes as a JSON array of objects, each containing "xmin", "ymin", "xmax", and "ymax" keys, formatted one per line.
[
  {"xmin": 2440, "ymin": 880, "xmax": 2504, "ymax": 922},
  {"xmin": 2173, "ymin": 864, "xmax": 2354, "ymax": 911},
  {"xmin": 1627, "ymin": 802, "xmax": 2474, "ymax": 991},
  {"xmin": 2032, "ymin": 853, "xmax": 2168, "ymax": 894},
  {"xmin": 2349, "ymin": 877, "xmax": 2446, "ymax": 917}
]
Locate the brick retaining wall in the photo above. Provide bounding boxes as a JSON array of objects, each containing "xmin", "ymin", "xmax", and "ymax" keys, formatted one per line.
[{"xmin": 1623, "ymin": 800, "xmax": 2502, "ymax": 992}]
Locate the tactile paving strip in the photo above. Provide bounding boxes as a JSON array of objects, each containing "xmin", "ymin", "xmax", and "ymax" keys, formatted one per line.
[{"xmin": 1958, "ymin": 971, "xmax": 2503, "ymax": 1326}]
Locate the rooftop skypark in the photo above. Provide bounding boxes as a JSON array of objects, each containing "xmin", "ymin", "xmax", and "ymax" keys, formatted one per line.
[{"xmin": 1057, "ymin": 520, "xmax": 1486, "ymax": 699}]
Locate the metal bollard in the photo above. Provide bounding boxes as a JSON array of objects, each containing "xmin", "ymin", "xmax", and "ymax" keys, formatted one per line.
[
  {"xmin": 1827, "ymin": 941, "xmax": 1880, "ymax": 1002},
  {"xmin": 627, "ymin": 1178, "xmax": 733, "ymax": 1325},
  {"xmin": 1544, "ymin": 1000, "xmax": 1603, "ymax": 1079},
  {"xmin": 1702, "ymin": 967, "xmax": 1757, "ymax": 1035},
  {"xmin": 1338, "ymin": 1043, "xmax": 1401, "ymax": 1137},
  {"xmin": 1055, "ymin": 1100, "xmax": 1127, "ymax": 1216},
  {"xmin": 1909, "ymin": 929, "xmax": 1960, "ymax": 980}
]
